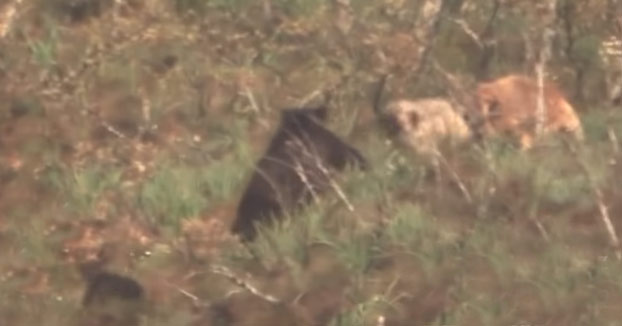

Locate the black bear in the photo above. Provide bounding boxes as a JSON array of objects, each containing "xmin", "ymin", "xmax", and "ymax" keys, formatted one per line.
[
  {"xmin": 80, "ymin": 263, "xmax": 144, "ymax": 307},
  {"xmin": 231, "ymin": 106, "xmax": 368, "ymax": 241},
  {"xmin": 78, "ymin": 246, "xmax": 145, "ymax": 326}
]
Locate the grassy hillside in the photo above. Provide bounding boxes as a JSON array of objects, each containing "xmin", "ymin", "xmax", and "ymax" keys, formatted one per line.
[{"xmin": 1, "ymin": 1, "xmax": 622, "ymax": 325}]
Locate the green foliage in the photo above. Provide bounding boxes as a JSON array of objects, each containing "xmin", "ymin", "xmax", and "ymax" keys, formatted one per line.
[
  {"xmin": 26, "ymin": 18, "xmax": 58, "ymax": 70},
  {"xmin": 383, "ymin": 203, "xmax": 430, "ymax": 249},
  {"xmin": 7, "ymin": 218, "xmax": 56, "ymax": 266},
  {"xmin": 248, "ymin": 204, "xmax": 328, "ymax": 268},
  {"xmin": 0, "ymin": 297, "xmax": 77, "ymax": 326},
  {"xmin": 5, "ymin": 1, "xmax": 622, "ymax": 325},
  {"xmin": 46, "ymin": 165, "xmax": 122, "ymax": 215},
  {"xmin": 331, "ymin": 231, "xmax": 377, "ymax": 277},
  {"xmin": 139, "ymin": 165, "xmax": 209, "ymax": 229},
  {"xmin": 137, "ymin": 164, "xmax": 218, "ymax": 236},
  {"xmin": 328, "ymin": 296, "xmax": 384, "ymax": 326},
  {"xmin": 138, "ymin": 155, "xmax": 247, "ymax": 232}
]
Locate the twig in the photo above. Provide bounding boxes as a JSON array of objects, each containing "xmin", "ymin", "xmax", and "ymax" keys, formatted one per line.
[
  {"xmin": 210, "ymin": 265, "xmax": 280, "ymax": 303},
  {"xmin": 138, "ymin": 86, "xmax": 151, "ymax": 126},
  {"xmin": 163, "ymin": 280, "xmax": 205, "ymax": 305},
  {"xmin": 316, "ymin": 158, "xmax": 355, "ymax": 212},
  {"xmin": 534, "ymin": 0, "xmax": 557, "ymax": 137},
  {"xmin": 535, "ymin": 63, "xmax": 548, "ymax": 137},
  {"xmin": 294, "ymin": 159, "xmax": 321, "ymax": 205},
  {"xmin": 297, "ymin": 88, "xmax": 323, "ymax": 107},
  {"xmin": 78, "ymin": 86, "xmax": 129, "ymax": 140},
  {"xmin": 565, "ymin": 141, "xmax": 622, "ymax": 260},
  {"xmin": 291, "ymin": 136, "xmax": 355, "ymax": 212},
  {"xmin": 242, "ymin": 86, "xmax": 261, "ymax": 113},
  {"xmin": 450, "ymin": 18, "xmax": 483, "ymax": 48},
  {"xmin": 608, "ymin": 127, "xmax": 620, "ymax": 155},
  {"xmin": 595, "ymin": 191, "xmax": 620, "ymax": 260},
  {"xmin": 436, "ymin": 152, "xmax": 473, "ymax": 204},
  {"xmin": 530, "ymin": 215, "xmax": 550, "ymax": 242},
  {"xmin": 430, "ymin": 59, "xmax": 473, "ymax": 116},
  {"xmin": 412, "ymin": 0, "xmax": 449, "ymax": 88},
  {"xmin": 100, "ymin": 120, "xmax": 129, "ymax": 139}
]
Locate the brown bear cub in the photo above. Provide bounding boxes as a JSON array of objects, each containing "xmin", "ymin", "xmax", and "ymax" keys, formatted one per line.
[{"xmin": 231, "ymin": 106, "xmax": 368, "ymax": 241}]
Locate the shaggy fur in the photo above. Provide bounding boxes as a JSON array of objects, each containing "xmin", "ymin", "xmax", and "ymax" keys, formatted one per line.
[
  {"xmin": 231, "ymin": 107, "xmax": 368, "ymax": 242},
  {"xmin": 382, "ymin": 98, "xmax": 472, "ymax": 155},
  {"xmin": 473, "ymin": 74, "xmax": 584, "ymax": 149}
]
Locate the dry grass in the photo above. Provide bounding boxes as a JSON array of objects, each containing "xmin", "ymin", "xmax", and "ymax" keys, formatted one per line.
[{"xmin": 0, "ymin": 1, "xmax": 621, "ymax": 326}]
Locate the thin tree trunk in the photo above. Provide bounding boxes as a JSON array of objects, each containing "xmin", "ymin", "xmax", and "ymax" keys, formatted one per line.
[
  {"xmin": 412, "ymin": 0, "xmax": 449, "ymax": 88},
  {"xmin": 535, "ymin": 0, "xmax": 558, "ymax": 137},
  {"xmin": 476, "ymin": 0, "xmax": 502, "ymax": 80}
]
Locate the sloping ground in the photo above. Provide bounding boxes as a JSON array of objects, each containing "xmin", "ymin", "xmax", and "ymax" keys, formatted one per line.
[{"xmin": 1, "ymin": 1, "xmax": 622, "ymax": 326}]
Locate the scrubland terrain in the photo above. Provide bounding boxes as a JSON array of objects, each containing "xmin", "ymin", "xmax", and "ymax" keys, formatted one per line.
[{"xmin": 1, "ymin": 1, "xmax": 622, "ymax": 325}]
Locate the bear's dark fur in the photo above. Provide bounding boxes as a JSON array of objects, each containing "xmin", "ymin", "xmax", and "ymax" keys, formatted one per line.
[
  {"xmin": 80, "ymin": 262, "xmax": 144, "ymax": 306},
  {"xmin": 231, "ymin": 106, "xmax": 368, "ymax": 241}
]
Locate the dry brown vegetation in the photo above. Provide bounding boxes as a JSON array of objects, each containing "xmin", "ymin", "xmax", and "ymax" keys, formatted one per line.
[{"xmin": 1, "ymin": 0, "xmax": 622, "ymax": 325}]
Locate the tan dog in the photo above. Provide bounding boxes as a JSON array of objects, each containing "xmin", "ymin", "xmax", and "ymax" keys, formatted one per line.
[
  {"xmin": 473, "ymin": 74, "xmax": 584, "ymax": 149},
  {"xmin": 382, "ymin": 98, "xmax": 472, "ymax": 155}
]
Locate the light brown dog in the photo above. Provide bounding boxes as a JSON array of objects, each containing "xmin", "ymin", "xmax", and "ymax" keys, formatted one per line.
[
  {"xmin": 382, "ymin": 98, "xmax": 472, "ymax": 155},
  {"xmin": 473, "ymin": 74, "xmax": 584, "ymax": 149}
]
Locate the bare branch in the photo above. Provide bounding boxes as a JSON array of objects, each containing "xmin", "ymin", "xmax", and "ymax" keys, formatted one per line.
[
  {"xmin": 430, "ymin": 59, "xmax": 475, "ymax": 114},
  {"xmin": 296, "ymin": 88, "xmax": 323, "ymax": 107},
  {"xmin": 534, "ymin": 1, "xmax": 558, "ymax": 137},
  {"xmin": 290, "ymin": 137, "xmax": 355, "ymax": 212},
  {"xmin": 450, "ymin": 18, "xmax": 483, "ymax": 48},
  {"xmin": 608, "ymin": 127, "xmax": 620, "ymax": 155},
  {"xmin": 294, "ymin": 160, "xmax": 321, "ymax": 205},
  {"xmin": 242, "ymin": 87, "xmax": 261, "ymax": 113},
  {"xmin": 565, "ymin": 141, "xmax": 622, "ymax": 260},
  {"xmin": 138, "ymin": 86, "xmax": 152, "ymax": 126},
  {"xmin": 163, "ymin": 280, "xmax": 208, "ymax": 307},
  {"xmin": 530, "ymin": 215, "xmax": 550, "ymax": 242},
  {"xmin": 315, "ymin": 157, "xmax": 355, "ymax": 212},
  {"xmin": 412, "ymin": 0, "xmax": 449, "ymax": 88},
  {"xmin": 210, "ymin": 265, "xmax": 281, "ymax": 304},
  {"xmin": 436, "ymin": 152, "xmax": 473, "ymax": 204}
]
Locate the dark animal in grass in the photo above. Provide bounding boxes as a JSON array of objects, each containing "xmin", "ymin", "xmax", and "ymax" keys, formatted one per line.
[
  {"xmin": 78, "ymin": 255, "xmax": 145, "ymax": 326},
  {"xmin": 231, "ymin": 106, "xmax": 368, "ymax": 241},
  {"xmin": 80, "ymin": 261, "xmax": 144, "ymax": 306},
  {"xmin": 57, "ymin": 0, "xmax": 114, "ymax": 23}
]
